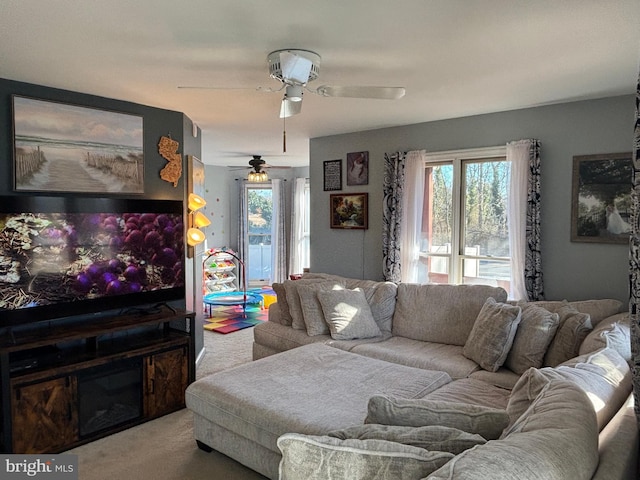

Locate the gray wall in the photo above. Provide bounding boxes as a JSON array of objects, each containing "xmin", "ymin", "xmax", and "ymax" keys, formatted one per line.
[{"xmin": 309, "ymin": 95, "xmax": 635, "ymax": 305}]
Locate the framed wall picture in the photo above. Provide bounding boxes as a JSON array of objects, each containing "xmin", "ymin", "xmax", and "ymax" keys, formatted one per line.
[
  {"xmin": 330, "ymin": 193, "xmax": 368, "ymax": 229},
  {"xmin": 571, "ymin": 152, "xmax": 633, "ymax": 244},
  {"xmin": 12, "ymin": 95, "xmax": 144, "ymax": 194},
  {"xmin": 346, "ymin": 151, "xmax": 369, "ymax": 186},
  {"xmin": 323, "ymin": 159, "xmax": 342, "ymax": 191}
]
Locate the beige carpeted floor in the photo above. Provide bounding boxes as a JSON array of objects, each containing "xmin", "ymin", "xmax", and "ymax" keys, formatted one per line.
[{"xmin": 65, "ymin": 327, "xmax": 268, "ymax": 480}]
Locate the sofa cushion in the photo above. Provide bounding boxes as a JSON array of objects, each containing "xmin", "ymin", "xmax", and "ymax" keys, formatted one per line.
[
  {"xmin": 463, "ymin": 298, "xmax": 522, "ymax": 372},
  {"xmin": 253, "ymin": 320, "xmax": 331, "ymax": 355},
  {"xmin": 365, "ymin": 395, "xmax": 509, "ymax": 440},
  {"xmin": 505, "ymin": 304, "xmax": 559, "ymax": 374},
  {"xmin": 349, "ymin": 337, "xmax": 479, "ymax": 379},
  {"xmin": 318, "ymin": 288, "xmax": 382, "ymax": 340},
  {"xmin": 506, "ymin": 348, "xmax": 630, "ymax": 432},
  {"xmin": 528, "ymin": 298, "xmax": 621, "ymax": 326},
  {"xmin": 422, "ymin": 378, "xmax": 511, "ymax": 410},
  {"xmin": 392, "ymin": 284, "xmax": 508, "ymax": 346},
  {"xmin": 543, "ymin": 302, "xmax": 592, "ymax": 367},
  {"xmin": 429, "ymin": 370, "xmax": 599, "ymax": 480},
  {"xmin": 554, "ymin": 348, "xmax": 632, "ymax": 430},
  {"xmin": 579, "ymin": 312, "xmax": 631, "ymax": 361},
  {"xmin": 468, "ymin": 368, "xmax": 521, "ymax": 390},
  {"xmin": 328, "ymin": 424, "xmax": 486, "ymax": 455},
  {"xmin": 297, "ymin": 282, "xmax": 344, "ymax": 336},
  {"xmin": 277, "ymin": 433, "xmax": 453, "ymax": 480}
]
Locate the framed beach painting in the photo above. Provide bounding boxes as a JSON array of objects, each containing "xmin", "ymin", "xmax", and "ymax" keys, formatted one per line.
[
  {"xmin": 571, "ymin": 152, "xmax": 633, "ymax": 244},
  {"xmin": 12, "ymin": 95, "xmax": 144, "ymax": 194},
  {"xmin": 330, "ymin": 193, "xmax": 368, "ymax": 229}
]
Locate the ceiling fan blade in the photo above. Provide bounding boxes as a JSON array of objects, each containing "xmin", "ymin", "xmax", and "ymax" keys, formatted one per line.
[
  {"xmin": 279, "ymin": 51, "xmax": 313, "ymax": 85},
  {"xmin": 279, "ymin": 98, "xmax": 302, "ymax": 118},
  {"xmin": 262, "ymin": 163, "xmax": 292, "ymax": 169},
  {"xmin": 177, "ymin": 85, "xmax": 280, "ymax": 93},
  {"xmin": 316, "ymin": 85, "xmax": 406, "ymax": 100}
]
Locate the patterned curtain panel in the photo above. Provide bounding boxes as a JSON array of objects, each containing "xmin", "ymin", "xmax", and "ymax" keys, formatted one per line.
[
  {"xmin": 525, "ymin": 140, "xmax": 544, "ymax": 301},
  {"xmin": 382, "ymin": 152, "xmax": 407, "ymax": 282},
  {"xmin": 630, "ymin": 70, "xmax": 640, "ymax": 421}
]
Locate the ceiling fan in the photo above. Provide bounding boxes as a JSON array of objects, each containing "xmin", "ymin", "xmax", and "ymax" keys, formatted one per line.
[
  {"xmin": 180, "ymin": 49, "xmax": 406, "ymax": 119},
  {"xmin": 231, "ymin": 155, "xmax": 290, "ymax": 182}
]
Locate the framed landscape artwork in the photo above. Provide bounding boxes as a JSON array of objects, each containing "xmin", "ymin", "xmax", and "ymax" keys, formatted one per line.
[
  {"xmin": 12, "ymin": 95, "xmax": 144, "ymax": 194},
  {"xmin": 330, "ymin": 193, "xmax": 368, "ymax": 229},
  {"xmin": 571, "ymin": 152, "xmax": 633, "ymax": 244}
]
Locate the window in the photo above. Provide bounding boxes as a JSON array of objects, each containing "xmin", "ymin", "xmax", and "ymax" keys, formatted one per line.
[
  {"xmin": 300, "ymin": 181, "xmax": 311, "ymax": 270},
  {"xmin": 246, "ymin": 185, "xmax": 273, "ymax": 286},
  {"xmin": 290, "ymin": 178, "xmax": 310, "ymax": 276},
  {"xmin": 418, "ymin": 147, "xmax": 511, "ymax": 294}
]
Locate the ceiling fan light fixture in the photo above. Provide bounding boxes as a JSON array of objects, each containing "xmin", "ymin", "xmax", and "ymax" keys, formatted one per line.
[
  {"xmin": 248, "ymin": 170, "xmax": 268, "ymax": 182},
  {"xmin": 280, "ymin": 97, "xmax": 302, "ymax": 118},
  {"xmin": 286, "ymin": 85, "xmax": 303, "ymax": 102}
]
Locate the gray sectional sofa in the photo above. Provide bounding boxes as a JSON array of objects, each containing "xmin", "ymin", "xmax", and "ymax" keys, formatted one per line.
[{"xmin": 186, "ymin": 274, "xmax": 637, "ymax": 479}]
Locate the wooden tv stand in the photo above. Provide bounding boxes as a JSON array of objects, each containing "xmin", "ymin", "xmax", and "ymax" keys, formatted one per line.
[{"xmin": 0, "ymin": 305, "xmax": 195, "ymax": 453}]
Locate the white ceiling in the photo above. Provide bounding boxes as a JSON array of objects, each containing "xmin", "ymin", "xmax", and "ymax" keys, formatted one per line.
[{"xmin": 2, "ymin": 1, "xmax": 639, "ymax": 168}]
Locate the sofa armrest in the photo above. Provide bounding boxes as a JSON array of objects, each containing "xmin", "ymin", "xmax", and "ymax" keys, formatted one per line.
[
  {"xmin": 267, "ymin": 302, "xmax": 284, "ymax": 325},
  {"xmin": 592, "ymin": 393, "xmax": 639, "ymax": 480}
]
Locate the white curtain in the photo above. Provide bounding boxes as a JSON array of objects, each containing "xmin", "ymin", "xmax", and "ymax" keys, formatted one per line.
[
  {"xmin": 400, "ymin": 150, "xmax": 426, "ymax": 283},
  {"xmin": 271, "ymin": 179, "xmax": 287, "ymax": 283},
  {"xmin": 507, "ymin": 140, "xmax": 531, "ymax": 300},
  {"xmin": 289, "ymin": 177, "xmax": 307, "ymax": 276},
  {"xmin": 237, "ymin": 181, "xmax": 248, "ymax": 290}
]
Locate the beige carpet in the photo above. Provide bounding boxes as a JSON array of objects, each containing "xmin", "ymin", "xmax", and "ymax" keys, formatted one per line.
[{"xmin": 66, "ymin": 327, "xmax": 268, "ymax": 480}]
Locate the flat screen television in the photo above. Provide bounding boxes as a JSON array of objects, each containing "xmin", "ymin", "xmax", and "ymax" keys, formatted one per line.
[{"xmin": 0, "ymin": 196, "xmax": 185, "ymax": 328}]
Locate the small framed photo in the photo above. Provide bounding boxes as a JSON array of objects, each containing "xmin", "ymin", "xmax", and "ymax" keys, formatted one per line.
[
  {"xmin": 330, "ymin": 193, "xmax": 368, "ymax": 229},
  {"xmin": 571, "ymin": 152, "xmax": 633, "ymax": 244},
  {"xmin": 323, "ymin": 159, "xmax": 342, "ymax": 191},
  {"xmin": 346, "ymin": 151, "xmax": 369, "ymax": 186}
]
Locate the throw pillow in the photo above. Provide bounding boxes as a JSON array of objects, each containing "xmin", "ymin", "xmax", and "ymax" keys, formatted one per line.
[
  {"xmin": 328, "ymin": 424, "xmax": 486, "ymax": 455},
  {"xmin": 277, "ymin": 433, "xmax": 453, "ymax": 480},
  {"xmin": 543, "ymin": 301, "xmax": 592, "ymax": 367},
  {"xmin": 578, "ymin": 312, "xmax": 631, "ymax": 362},
  {"xmin": 358, "ymin": 282, "xmax": 397, "ymax": 334},
  {"xmin": 271, "ymin": 282, "xmax": 293, "ymax": 326},
  {"xmin": 365, "ymin": 394, "xmax": 510, "ymax": 440},
  {"xmin": 297, "ymin": 282, "xmax": 344, "ymax": 336},
  {"xmin": 284, "ymin": 278, "xmax": 343, "ymax": 330},
  {"xmin": 317, "ymin": 288, "xmax": 382, "ymax": 340},
  {"xmin": 504, "ymin": 303, "xmax": 559, "ymax": 374},
  {"xmin": 462, "ymin": 298, "xmax": 522, "ymax": 372}
]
